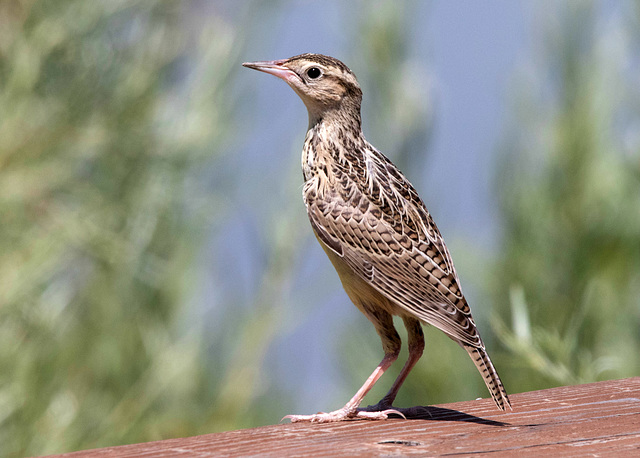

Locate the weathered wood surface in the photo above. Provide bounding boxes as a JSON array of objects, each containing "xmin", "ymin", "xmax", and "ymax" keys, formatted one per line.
[{"xmin": 50, "ymin": 377, "xmax": 640, "ymax": 457}]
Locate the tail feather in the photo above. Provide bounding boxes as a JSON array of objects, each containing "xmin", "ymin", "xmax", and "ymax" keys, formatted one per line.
[{"xmin": 462, "ymin": 343, "xmax": 511, "ymax": 411}]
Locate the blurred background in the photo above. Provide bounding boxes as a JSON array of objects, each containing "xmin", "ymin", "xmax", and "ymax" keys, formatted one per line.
[{"xmin": 1, "ymin": 0, "xmax": 639, "ymax": 456}]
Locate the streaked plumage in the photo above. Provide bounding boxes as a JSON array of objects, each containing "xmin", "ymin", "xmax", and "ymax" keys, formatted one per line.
[{"xmin": 243, "ymin": 53, "xmax": 511, "ymax": 422}]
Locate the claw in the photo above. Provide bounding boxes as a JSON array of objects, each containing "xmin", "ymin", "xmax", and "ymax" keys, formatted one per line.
[
  {"xmin": 282, "ymin": 413, "xmax": 329, "ymax": 423},
  {"xmin": 356, "ymin": 408, "xmax": 406, "ymax": 420},
  {"xmin": 370, "ymin": 409, "xmax": 407, "ymax": 420}
]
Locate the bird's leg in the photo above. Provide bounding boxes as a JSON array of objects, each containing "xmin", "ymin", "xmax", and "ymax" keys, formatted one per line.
[
  {"xmin": 365, "ymin": 316, "xmax": 425, "ymax": 411},
  {"xmin": 283, "ymin": 350, "xmax": 400, "ymax": 423},
  {"xmin": 284, "ymin": 308, "xmax": 404, "ymax": 423}
]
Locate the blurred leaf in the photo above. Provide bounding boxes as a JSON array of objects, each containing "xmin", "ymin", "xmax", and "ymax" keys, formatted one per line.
[
  {"xmin": 493, "ymin": 2, "xmax": 640, "ymax": 392},
  {"xmin": 0, "ymin": 0, "xmax": 250, "ymax": 455}
]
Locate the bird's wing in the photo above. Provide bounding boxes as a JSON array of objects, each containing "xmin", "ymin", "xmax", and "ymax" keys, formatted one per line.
[{"xmin": 304, "ymin": 149, "xmax": 482, "ymax": 347}]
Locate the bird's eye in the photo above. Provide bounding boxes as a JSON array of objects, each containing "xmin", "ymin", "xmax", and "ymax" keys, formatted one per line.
[{"xmin": 306, "ymin": 67, "xmax": 322, "ymax": 79}]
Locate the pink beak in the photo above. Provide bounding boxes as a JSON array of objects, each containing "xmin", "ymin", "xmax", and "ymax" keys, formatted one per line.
[{"xmin": 242, "ymin": 59, "xmax": 299, "ymax": 84}]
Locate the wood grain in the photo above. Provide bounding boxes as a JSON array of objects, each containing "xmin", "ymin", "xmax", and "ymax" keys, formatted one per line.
[{"xmin": 49, "ymin": 377, "xmax": 640, "ymax": 457}]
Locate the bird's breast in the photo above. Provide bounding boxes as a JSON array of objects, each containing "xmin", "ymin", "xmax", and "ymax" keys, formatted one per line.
[{"xmin": 301, "ymin": 130, "xmax": 319, "ymax": 182}]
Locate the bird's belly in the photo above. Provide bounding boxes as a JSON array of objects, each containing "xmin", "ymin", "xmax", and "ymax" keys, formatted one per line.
[{"xmin": 313, "ymin": 233, "xmax": 402, "ymax": 318}]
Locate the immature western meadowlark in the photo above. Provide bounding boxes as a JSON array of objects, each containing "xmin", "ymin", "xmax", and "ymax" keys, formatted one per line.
[{"xmin": 243, "ymin": 53, "xmax": 511, "ymax": 422}]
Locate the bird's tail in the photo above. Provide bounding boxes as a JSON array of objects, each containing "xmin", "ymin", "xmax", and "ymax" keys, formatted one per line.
[{"xmin": 461, "ymin": 342, "xmax": 512, "ymax": 411}]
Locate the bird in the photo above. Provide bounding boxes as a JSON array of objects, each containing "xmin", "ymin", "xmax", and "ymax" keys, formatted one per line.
[{"xmin": 243, "ymin": 53, "xmax": 511, "ymax": 422}]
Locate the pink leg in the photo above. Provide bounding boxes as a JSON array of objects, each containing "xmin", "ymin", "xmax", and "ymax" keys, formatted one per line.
[
  {"xmin": 284, "ymin": 352, "xmax": 401, "ymax": 423},
  {"xmin": 369, "ymin": 316, "xmax": 425, "ymax": 409},
  {"xmin": 284, "ymin": 307, "xmax": 404, "ymax": 423}
]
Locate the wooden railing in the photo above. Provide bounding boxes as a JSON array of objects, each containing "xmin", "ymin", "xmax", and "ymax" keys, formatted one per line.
[{"xmin": 50, "ymin": 377, "xmax": 640, "ymax": 456}]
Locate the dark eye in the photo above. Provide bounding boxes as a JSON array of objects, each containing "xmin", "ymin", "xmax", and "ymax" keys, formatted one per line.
[{"xmin": 306, "ymin": 67, "xmax": 321, "ymax": 79}]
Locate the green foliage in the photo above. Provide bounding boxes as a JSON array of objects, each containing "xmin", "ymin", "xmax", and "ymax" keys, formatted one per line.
[
  {"xmin": 0, "ymin": 1, "xmax": 246, "ymax": 455},
  {"xmin": 493, "ymin": 3, "xmax": 640, "ymax": 391}
]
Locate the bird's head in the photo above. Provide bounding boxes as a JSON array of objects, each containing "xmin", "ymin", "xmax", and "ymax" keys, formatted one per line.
[{"xmin": 243, "ymin": 53, "xmax": 362, "ymax": 127}]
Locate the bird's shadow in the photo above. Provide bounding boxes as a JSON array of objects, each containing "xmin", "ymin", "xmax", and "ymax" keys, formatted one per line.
[{"xmin": 364, "ymin": 405, "xmax": 509, "ymax": 427}]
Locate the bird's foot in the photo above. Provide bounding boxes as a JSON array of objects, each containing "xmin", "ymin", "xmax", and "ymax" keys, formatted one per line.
[
  {"xmin": 283, "ymin": 406, "xmax": 404, "ymax": 423},
  {"xmin": 358, "ymin": 401, "xmax": 408, "ymax": 419}
]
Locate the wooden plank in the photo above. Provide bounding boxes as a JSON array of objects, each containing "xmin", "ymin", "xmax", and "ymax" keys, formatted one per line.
[{"xmin": 49, "ymin": 377, "xmax": 640, "ymax": 457}]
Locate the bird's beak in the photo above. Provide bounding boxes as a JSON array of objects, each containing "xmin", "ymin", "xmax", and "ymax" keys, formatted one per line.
[{"xmin": 242, "ymin": 59, "xmax": 299, "ymax": 83}]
